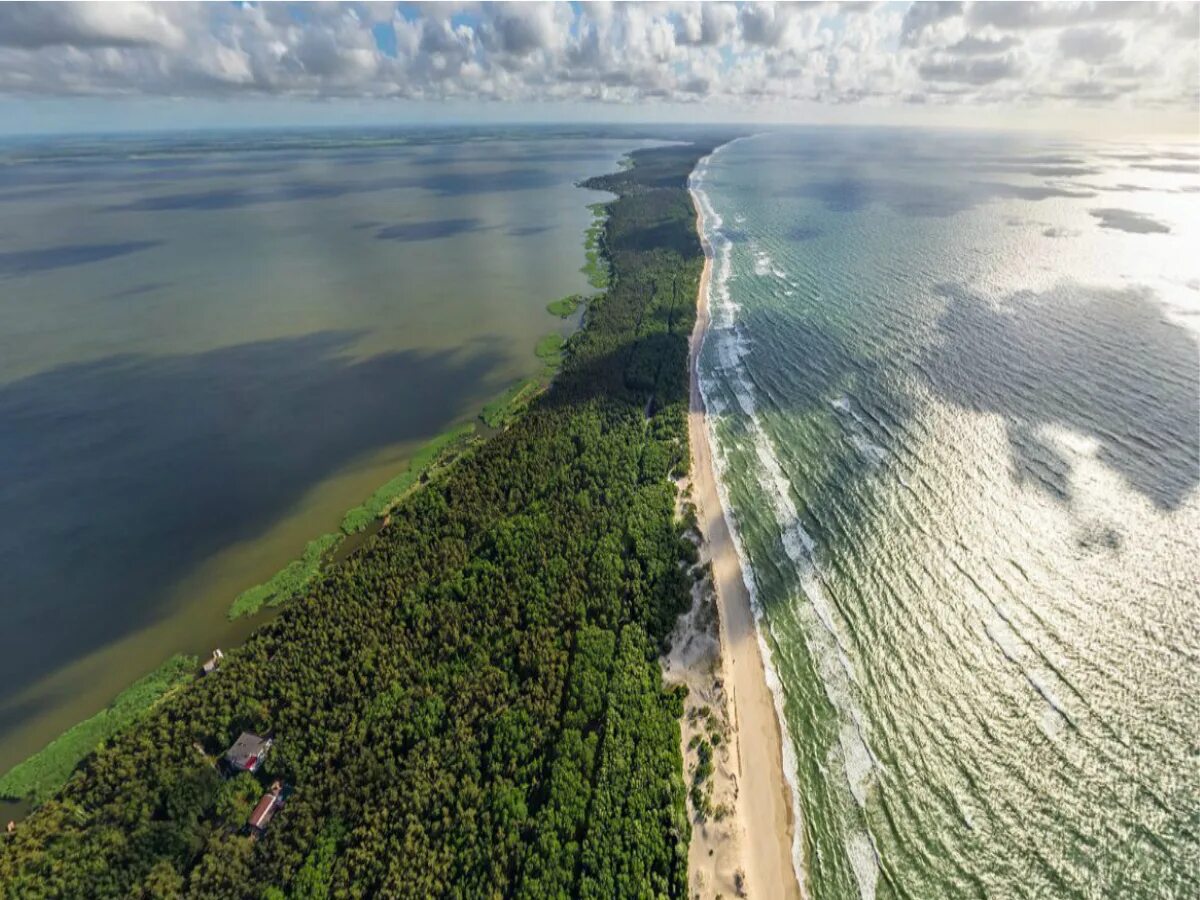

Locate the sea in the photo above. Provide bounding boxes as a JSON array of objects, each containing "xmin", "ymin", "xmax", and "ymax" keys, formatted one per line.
[
  {"xmin": 0, "ymin": 126, "xmax": 651, "ymax": 783},
  {"xmin": 691, "ymin": 129, "xmax": 1199, "ymax": 900}
]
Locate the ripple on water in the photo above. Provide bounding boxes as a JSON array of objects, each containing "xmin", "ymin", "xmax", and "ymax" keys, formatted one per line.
[{"xmin": 696, "ymin": 129, "xmax": 1200, "ymax": 900}]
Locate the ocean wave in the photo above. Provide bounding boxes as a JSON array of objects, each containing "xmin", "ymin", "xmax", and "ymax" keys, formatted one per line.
[
  {"xmin": 695, "ymin": 175, "xmax": 880, "ymax": 898},
  {"xmin": 845, "ymin": 831, "xmax": 880, "ymax": 900},
  {"xmin": 690, "ymin": 148, "xmax": 812, "ymax": 894},
  {"xmin": 831, "ymin": 395, "xmax": 889, "ymax": 465},
  {"xmin": 691, "ymin": 126, "xmax": 1200, "ymax": 900}
]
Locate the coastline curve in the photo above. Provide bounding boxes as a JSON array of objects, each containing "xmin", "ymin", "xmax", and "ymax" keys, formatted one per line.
[{"xmin": 688, "ymin": 139, "xmax": 807, "ymax": 900}]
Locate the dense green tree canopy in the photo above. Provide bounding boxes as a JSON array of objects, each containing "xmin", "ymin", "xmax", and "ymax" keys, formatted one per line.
[{"xmin": 0, "ymin": 140, "xmax": 718, "ymax": 899}]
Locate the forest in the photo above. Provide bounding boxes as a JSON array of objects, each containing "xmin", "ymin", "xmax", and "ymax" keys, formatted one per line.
[{"xmin": 0, "ymin": 138, "xmax": 718, "ymax": 898}]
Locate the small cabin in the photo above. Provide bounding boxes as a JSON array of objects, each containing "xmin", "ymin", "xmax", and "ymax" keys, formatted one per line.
[
  {"xmin": 224, "ymin": 732, "xmax": 272, "ymax": 773},
  {"xmin": 201, "ymin": 649, "xmax": 225, "ymax": 675},
  {"xmin": 247, "ymin": 780, "xmax": 287, "ymax": 836}
]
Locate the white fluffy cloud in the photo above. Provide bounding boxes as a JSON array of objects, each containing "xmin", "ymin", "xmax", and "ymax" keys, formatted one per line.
[{"xmin": 0, "ymin": 1, "xmax": 1194, "ymax": 119}]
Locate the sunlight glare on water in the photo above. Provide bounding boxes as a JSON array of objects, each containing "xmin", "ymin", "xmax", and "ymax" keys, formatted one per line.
[{"xmin": 692, "ymin": 128, "xmax": 1200, "ymax": 900}]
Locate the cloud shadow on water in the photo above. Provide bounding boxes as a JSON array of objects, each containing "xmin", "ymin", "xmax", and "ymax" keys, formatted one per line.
[
  {"xmin": 785, "ymin": 176, "xmax": 1095, "ymax": 218},
  {"xmin": 104, "ymin": 169, "xmax": 562, "ymax": 213},
  {"xmin": 107, "ymin": 188, "xmax": 253, "ymax": 212},
  {"xmin": 923, "ymin": 282, "xmax": 1199, "ymax": 510},
  {"xmin": 788, "ymin": 225, "xmax": 823, "ymax": 242},
  {"xmin": 1088, "ymin": 208, "xmax": 1171, "ymax": 234},
  {"xmin": 407, "ymin": 146, "xmax": 624, "ymax": 168},
  {"xmin": 506, "ymin": 224, "xmax": 554, "ymax": 237},
  {"xmin": 1130, "ymin": 163, "xmax": 1200, "ymax": 175},
  {"xmin": 409, "ymin": 168, "xmax": 563, "ymax": 196},
  {"xmin": 0, "ymin": 241, "xmax": 162, "ymax": 277},
  {"xmin": 104, "ymin": 281, "xmax": 171, "ymax": 301},
  {"xmin": 375, "ymin": 218, "xmax": 484, "ymax": 242},
  {"xmin": 0, "ymin": 330, "xmax": 507, "ymax": 731}
]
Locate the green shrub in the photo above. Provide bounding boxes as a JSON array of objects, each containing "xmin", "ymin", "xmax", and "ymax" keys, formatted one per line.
[
  {"xmin": 0, "ymin": 655, "xmax": 195, "ymax": 803},
  {"xmin": 481, "ymin": 379, "xmax": 540, "ymax": 429},
  {"xmin": 546, "ymin": 294, "xmax": 583, "ymax": 318},
  {"xmin": 229, "ymin": 532, "xmax": 342, "ymax": 619}
]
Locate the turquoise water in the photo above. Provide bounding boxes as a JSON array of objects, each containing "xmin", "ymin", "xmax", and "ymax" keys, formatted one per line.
[
  {"xmin": 692, "ymin": 130, "xmax": 1199, "ymax": 899},
  {"xmin": 0, "ymin": 127, "xmax": 647, "ymax": 781}
]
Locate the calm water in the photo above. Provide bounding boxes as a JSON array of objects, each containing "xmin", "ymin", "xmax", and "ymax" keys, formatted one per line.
[
  {"xmin": 693, "ymin": 130, "xmax": 1199, "ymax": 899},
  {"xmin": 0, "ymin": 127, "xmax": 646, "ymax": 778}
]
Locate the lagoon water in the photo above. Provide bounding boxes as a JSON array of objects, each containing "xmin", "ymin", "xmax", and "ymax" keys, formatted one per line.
[
  {"xmin": 0, "ymin": 127, "xmax": 642, "ymax": 780},
  {"xmin": 693, "ymin": 130, "xmax": 1199, "ymax": 899}
]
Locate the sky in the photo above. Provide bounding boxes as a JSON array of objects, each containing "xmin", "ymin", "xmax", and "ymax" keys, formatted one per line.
[{"xmin": 0, "ymin": 1, "xmax": 1197, "ymax": 137}]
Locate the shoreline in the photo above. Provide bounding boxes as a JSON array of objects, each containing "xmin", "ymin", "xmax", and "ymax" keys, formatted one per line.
[
  {"xmin": 682, "ymin": 158, "xmax": 802, "ymax": 899},
  {"xmin": 2, "ymin": 140, "xmax": 762, "ymax": 895},
  {"xmin": 0, "ymin": 214, "xmax": 596, "ymax": 815}
]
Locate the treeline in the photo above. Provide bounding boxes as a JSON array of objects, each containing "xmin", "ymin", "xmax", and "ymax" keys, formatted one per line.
[
  {"xmin": 0, "ymin": 140, "xmax": 717, "ymax": 898},
  {"xmin": 0, "ymin": 655, "xmax": 195, "ymax": 806}
]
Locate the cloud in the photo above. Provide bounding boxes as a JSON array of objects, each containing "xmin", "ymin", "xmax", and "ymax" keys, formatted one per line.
[
  {"xmin": 900, "ymin": 1, "xmax": 963, "ymax": 47},
  {"xmin": 1058, "ymin": 27, "xmax": 1126, "ymax": 62},
  {"xmin": 739, "ymin": 2, "xmax": 802, "ymax": 48},
  {"xmin": 0, "ymin": 1, "xmax": 1194, "ymax": 126},
  {"xmin": 919, "ymin": 55, "xmax": 1022, "ymax": 86},
  {"xmin": 965, "ymin": 1, "xmax": 1168, "ymax": 30},
  {"xmin": 946, "ymin": 35, "xmax": 1020, "ymax": 55},
  {"xmin": 479, "ymin": 3, "xmax": 564, "ymax": 57},
  {"xmin": 675, "ymin": 2, "xmax": 738, "ymax": 47},
  {"xmin": 0, "ymin": 2, "xmax": 185, "ymax": 49}
]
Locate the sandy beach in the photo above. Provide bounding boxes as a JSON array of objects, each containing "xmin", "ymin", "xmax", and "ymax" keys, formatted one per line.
[{"xmin": 670, "ymin": 179, "xmax": 801, "ymax": 899}]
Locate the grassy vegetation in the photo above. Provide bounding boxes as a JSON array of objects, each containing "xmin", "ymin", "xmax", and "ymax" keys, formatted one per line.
[
  {"xmin": 337, "ymin": 423, "xmax": 476, "ymax": 535},
  {"xmin": 534, "ymin": 332, "xmax": 566, "ymax": 372},
  {"xmin": 0, "ymin": 655, "xmax": 195, "ymax": 804},
  {"xmin": 228, "ymin": 532, "xmax": 342, "ymax": 620},
  {"xmin": 481, "ymin": 333, "xmax": 565, "ymax": 431},
  {"xmin": 230, "ymin": 424, "xmax": 478, "ymax": 619},
  {"xmin": 480, "ymin": 378, "xmax": 541, "ymax": 429},
  {"xmin": 582, "ymin": 201, "xmax": 610, "ymax": 289},
  {"xmin": 545, "ymin": 293, "xmax": 584, "ymax": 318}
]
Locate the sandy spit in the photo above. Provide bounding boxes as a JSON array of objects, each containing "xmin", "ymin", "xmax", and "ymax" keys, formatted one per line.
[{"xmin": 662, "ymin": 175, "xmax": 801, "ymax": 900}]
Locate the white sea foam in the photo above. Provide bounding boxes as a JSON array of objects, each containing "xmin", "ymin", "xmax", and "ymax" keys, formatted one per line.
[
  {"xmin": 700, "ymin": 408, "xmax": 814, "ymax": 897},
  {"xmin": 693, "ymin": 147, "xmax": 880, "ymax": 899},
  {"xmin": 840, "ymin": 723, "xmax": 874, "ymax": 808},
  {"xmin": 690, "ymin": 139, "xmax": 813, "ymax": 896},
  {"xmin": 831, "ymin": 395, "xmax": 888, "ymax": 465},
  {"xmin": 830, "ymin": 393, "xmax": 888, "ymax": 465},
  {"xmin": 1040, "ymin": 703, "xmax": 1068, "ymax": 741},
  {"xmin": 983, "ymin": 600, "xmax": 1077, "ymax": 736},
  {"xmin": 850, "ymin": 434, "xmax": 888, "ymax": 465},
  {"xmin": 846, "ymin": 831, "xmax": 880, "ymax": 900}
]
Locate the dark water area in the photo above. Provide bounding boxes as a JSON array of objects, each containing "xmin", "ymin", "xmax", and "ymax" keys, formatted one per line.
[
  {"xmin": 694, "ymin": 128, "xmax": 1199, "ymax": 899},
  {"xmin": 0, "ymin": 332, "xmax": 502, "ymax": 711},
  {"xmin": 0, "ymin": 126, "xmax": 651, "ymax": 779}
]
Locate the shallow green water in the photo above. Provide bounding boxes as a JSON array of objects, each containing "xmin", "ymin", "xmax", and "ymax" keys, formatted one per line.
[
  {"xmin": 0, "ymin": 127, "xmax": 646, "ymax": 781},
  {"xmin": 693, "ymin": 129, "xmax": 1199, "ymax": 899}
]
